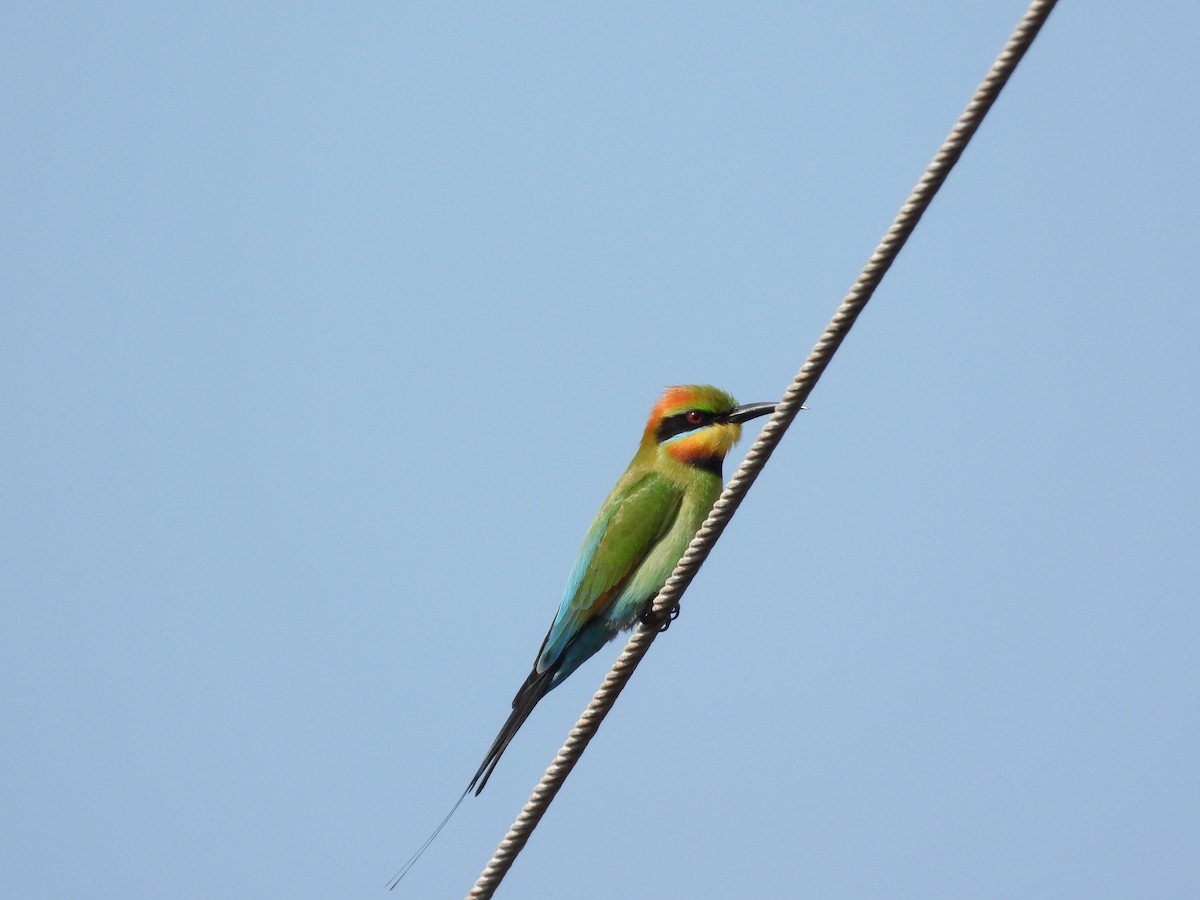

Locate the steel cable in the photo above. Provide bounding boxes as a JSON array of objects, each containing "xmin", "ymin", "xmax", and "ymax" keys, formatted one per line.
[{"xmin": 467, "ymin": 1, "xmax": 1058, "ymax": 895}]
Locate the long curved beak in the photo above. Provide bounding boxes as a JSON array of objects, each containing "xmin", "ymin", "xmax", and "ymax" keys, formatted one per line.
[{"xmin": 723, "ymin": 402, "xmax": 776, "ymax": 425}]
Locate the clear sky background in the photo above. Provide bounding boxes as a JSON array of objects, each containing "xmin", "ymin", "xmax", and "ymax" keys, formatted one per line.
[{"xmin": 4, "ymin": 3, "xmax": 1198, "ymax": 898}]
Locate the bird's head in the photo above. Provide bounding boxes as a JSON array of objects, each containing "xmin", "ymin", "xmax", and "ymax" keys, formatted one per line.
[{"xmin": 641, "ymin": 385, "xmax": 776, "ymax": 475}]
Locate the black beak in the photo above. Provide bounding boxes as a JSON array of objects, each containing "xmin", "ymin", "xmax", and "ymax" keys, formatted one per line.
[{"xmin": 722, "ymin": 402, "xmax": 776, "ymax": 425}]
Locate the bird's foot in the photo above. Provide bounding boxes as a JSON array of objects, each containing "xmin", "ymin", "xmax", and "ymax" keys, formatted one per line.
[{"xmin": 640, "ymin": 603, "xmax": 681, "ymax": 632}]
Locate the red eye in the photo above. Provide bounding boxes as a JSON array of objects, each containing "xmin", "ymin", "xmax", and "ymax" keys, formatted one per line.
[{"xmin": 686, "ymin": 410, "xmax": 704, "ymax": 425}]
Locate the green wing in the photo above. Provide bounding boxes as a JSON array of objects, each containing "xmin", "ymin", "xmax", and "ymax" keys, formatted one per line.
[{"xmin": 537, "ymin": 470, "xmax": 683, "ymax": 672}]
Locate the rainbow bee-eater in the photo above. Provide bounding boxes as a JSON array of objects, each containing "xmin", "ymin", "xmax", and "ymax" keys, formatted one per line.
[
  {"xmin": 469, "ymin": 384, "xmax": 775, "ymax": 793},
  {"xmin": 390, "ymin": 385, "xmax": 774, "ymax": 888}
]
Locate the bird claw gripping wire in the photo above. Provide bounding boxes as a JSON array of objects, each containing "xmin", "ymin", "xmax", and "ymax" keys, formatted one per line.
[{"xmin": 640, "ymin": 602, "xmax": 681, "ymax": 632}]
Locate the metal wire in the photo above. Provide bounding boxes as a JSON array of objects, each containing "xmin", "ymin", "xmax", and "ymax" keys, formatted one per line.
[{"xmin": 467, "ymin": 2, "xmax": 1058, "ymax": 895}]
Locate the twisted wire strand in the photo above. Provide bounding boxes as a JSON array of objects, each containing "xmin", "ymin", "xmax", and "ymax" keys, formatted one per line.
[{"xmin": 468, "ymin": 2, "xmax": 1057, "ymax": 895}]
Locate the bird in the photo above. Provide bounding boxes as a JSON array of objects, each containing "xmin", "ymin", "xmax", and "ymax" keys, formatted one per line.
[{"xmin": 388, "ymin": 385, "xmax": 775, "ymax": 889}]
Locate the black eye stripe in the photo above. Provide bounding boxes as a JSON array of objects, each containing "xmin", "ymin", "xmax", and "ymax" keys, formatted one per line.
[{"xmin": 655, "ymin": 410, "xmax": 715, "ymax": 443}]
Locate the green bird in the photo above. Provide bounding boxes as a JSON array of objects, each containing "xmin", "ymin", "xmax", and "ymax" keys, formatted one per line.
[
  {"xmin": 390, "ymin": 384, "xmax": 774, "ymax": 888},
  {"xmin": 470, "ymin": 383, "xmax": 775, "ymax": 793}
]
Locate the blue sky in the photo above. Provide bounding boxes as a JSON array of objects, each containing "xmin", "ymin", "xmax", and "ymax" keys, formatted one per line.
[{"xmin": 4, "ymin": 3, "xmax": 1198, "ymax": 898}]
